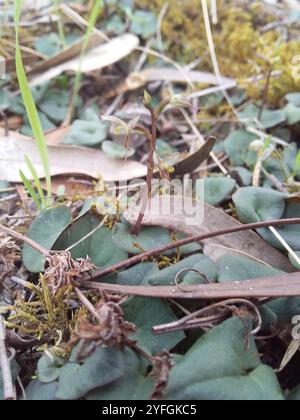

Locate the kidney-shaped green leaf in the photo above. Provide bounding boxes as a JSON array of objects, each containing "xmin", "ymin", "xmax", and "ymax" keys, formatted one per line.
[
  {"xmin": 233, "ymin": 187, "xmax": 285, "ymax": 223},
  {"xmin": 56, "ymin": 346, "xmax": 125, "ymax": 400}
]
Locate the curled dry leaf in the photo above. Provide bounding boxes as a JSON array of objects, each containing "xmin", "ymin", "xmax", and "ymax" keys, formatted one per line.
[
  {"xmin": 150, "ymin": 351, "xmax": 174, "ymax": 400},
  {"xmin": 45, "ymin": 252, "xmax": 94, "ymax": 294},
  {"xmin": 124, "ymin": 195, "xmax": 294, "ymax": 272},
  {"xmin": 172, "ymin": 138, "xmax": 216, "ymax": 176},
  {"xmin": 0, "ymin": 233, "xmax": 20, "ymax": 282},
  {"xmin": 70, "ymin": 292, "xmax": 136, "ymax": 360}
]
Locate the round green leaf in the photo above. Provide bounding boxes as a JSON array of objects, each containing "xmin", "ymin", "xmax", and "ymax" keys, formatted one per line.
[
  {"xmin": 38, "ymin": 353, "xmax": 66, "ymax": 383},
  {"xmin": 39, "ymin": 90, "xmax": 69, "ymax": 123},
  {"xmin": 283, "ymin": 103, "xmax": 300, "ymax": 125},
  {"xmin": 224, "ymin": 130, "xmax": 257, "ymax": 166},
  {"xmin": 165, "ymin": 317, "xmax": 283, "ymax": 400},
  {"xmin": 123, "ymin": 297, "xmax": 185, "ymax": 355},
  {"xmin": 217, "ymin": 254, "xmax": 283, "ymax": 283},
  {"xmin": 147, "ymin": 254, "xmax": 218, "ymax": 286},
  {"xmin": 197, "ymin": 177, "xmax": 236, "ymax": 206},
  {"xmin": 87, "ymin": 348, "xmax": 153, "ymax": 401},
  {"xmin": 238, "ymin": 104, "xmax": 286, "ymax": 129},
  {"xmin": 286, "ymin": 93, "xmax": 300, "ymax": 107},
  {"xmin": 56, "ymin": 346, "xmax": 125, "ymax": 400},
  {"xmin": 34, "ymin": 33, "xmax": 61, "ymax": 57},
  {"xmin": 130, "ymin": 10, "xmax": 157, "ymax": 39},
  {"xmin": 102, "ymin": 141, "xmax": 135, "ymax": 159},
  {"xmin": 25, "ymin": 380, "xmax": 58, "ymax": 401},
  {"xmin": 112, "ymin": 222, "xmax": 201, "ymax": 256},
  {"xmin": 257, "ymin": 201, "xmax": 300, "ymax": 251},
  {"xmin": 64, "ymin": 120, "xmax": 108, "ymax": 146},
  {"xmin": 233, "ymin": 187, "xmax": 285, "ymax": 223}
]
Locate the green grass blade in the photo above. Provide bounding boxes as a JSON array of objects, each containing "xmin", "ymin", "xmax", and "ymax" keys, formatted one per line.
[
  {"xmin": 52, "ymin": 0, "xmax": 67, "ymax": 48},
  {"xmin": 19, "ymin": 170, "xmax": 42, "ymax": 211},
  {"xmin": 14, "ymin": 0, "xmax": 52, "ymax": 204},
  {"xmin": 24, "ymin": 155, "xmax": 46, "ymax": 208}
]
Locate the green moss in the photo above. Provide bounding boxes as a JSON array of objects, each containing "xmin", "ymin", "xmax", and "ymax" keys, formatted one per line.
[{"xmin": 135, "ymin": 0, "xmax": 300, "ymax": 105}]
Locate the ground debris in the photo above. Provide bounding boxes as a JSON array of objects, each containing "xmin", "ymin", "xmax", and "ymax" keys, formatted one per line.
[
  {"xmin": 44, "ymin": 252, "xmax": 94, "ymax": 294},
  {"xmin": 0, "ymin": 233, "xmax": 20, "ymax": 283},
  {"xmin": 70, "ymin": 292, "xmax": 137, "ymax": 360}
]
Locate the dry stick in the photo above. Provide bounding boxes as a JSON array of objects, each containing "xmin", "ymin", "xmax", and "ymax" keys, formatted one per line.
[
  {"xmin": 0, "ymin": 224, "xmax": 50, "ymax": 257},
  {"xmin": 85, "ymin": 272, "xmax": 300, "ymax": 300},
  {"xmin": 91, "ymin": 218, "xmax": 300, "ymax": 280},
  {"xmin": 0, "ymin": 316, "xmax": 15, "ymax": 400}
]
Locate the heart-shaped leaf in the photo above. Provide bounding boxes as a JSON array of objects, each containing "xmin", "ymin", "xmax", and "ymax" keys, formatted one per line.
[
  {"xmin": 38, "ymin": 353, "xmax": 66, "ymax": 383},
  {"xmin": 87, "ymin": 348, "xmax": 153, "ymax": 400},
  {"xmin": 56, "ymin": 346, "xmax": 125, "ymax": 400},
  {"xmin": 147, "ymin": 254, "xmax": 218, "ymax": 286},
  {"xmin": 224, "ymin": 130, "xmax": 257, "ymax": 166},
  {"xmin": 64, "ymin": 120, "xmax": 108, "ymax": 146},
  {"xmin": 123, "ymin": 296, "xmax": 185, "ymax": 354},
  {"xmin": 112, "ymin": 222, "xmax": 201, "ymax": 256},
  {"xmin": 286, "ymin": 93, "xmax": 300, "ymax": 107},
  {"xmin": 238, "ymin": 104, "xmax": 286, "ymax": 129},
  {"xmin": 217, "ymin": 254, "xmax": 284, "ymax": 283},
  {"xmin": 25, "ymin": 380, "xmax": 58, "ymax": 401},
  {"xmin": 233, "ymin": 187, "xmax": 285, "ymax": 223},
  {"xmin": 197, "ymin": 177, "xmax": 236, "ymax": 206},
  {"xmin": 130, "ymin": 10, "xmax": 157, "ymax": 39},
  {"xmin": 39, "ymin": 90, "xmax": 69, "ymax": 123},
  {"xmin": 102, "ymin": 141, "xmax": 135, "ymax": 159},
  {"xmin": 165, "ymin": 317, "xmax": 283, "ymax": 400},
  {"xmin": 283, "ymin": 103, "xmax": 300, "ymax": 125}
]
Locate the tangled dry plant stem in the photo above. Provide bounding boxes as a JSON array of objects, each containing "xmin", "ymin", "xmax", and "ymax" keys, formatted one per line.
[{"xmin": 152, "ymin": 299, "xmax": 262, "ymax": 337}]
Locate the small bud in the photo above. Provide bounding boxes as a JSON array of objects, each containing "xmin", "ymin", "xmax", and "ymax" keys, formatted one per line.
[
  {"xmin": 249, "ymin": 139, "xmax": 264, "ymax": 153},
  {"xmin": 143, "ymin": 90, "xmax": 152, "ymax": 106},
  {"xmin": 169, "ymin": 94, "xmax": 192, "ymax": 110}
]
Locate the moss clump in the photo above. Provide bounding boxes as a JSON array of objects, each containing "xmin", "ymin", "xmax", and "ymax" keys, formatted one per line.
[{"xmin": 135, "ymin": 0, "xmax": 300, "ymax": 105}]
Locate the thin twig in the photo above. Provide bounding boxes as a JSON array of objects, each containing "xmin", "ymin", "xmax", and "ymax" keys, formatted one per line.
[
  {"xmin": 91, "ymin": 218, "xmax": 300, "ymax": 280},
  {"xmin": 0, "ymin": 316, "xmax": 15, "ymax": 400},
  {"xmin": 0, "ymin": 224, "xmax": 50, "ymax": 257}
]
